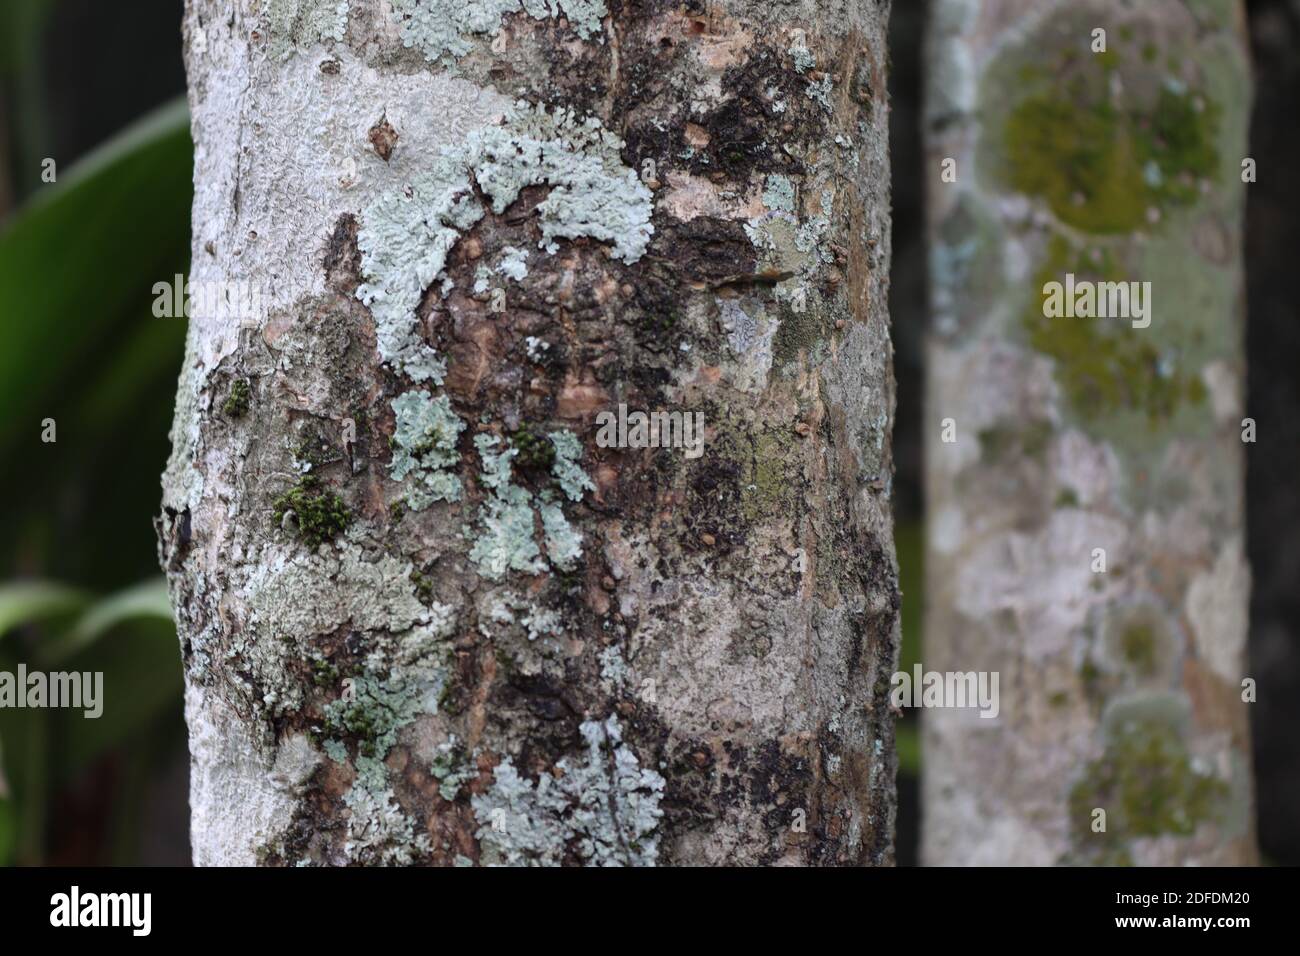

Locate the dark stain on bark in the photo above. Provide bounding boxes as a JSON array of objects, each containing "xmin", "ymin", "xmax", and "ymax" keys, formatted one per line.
[
  {"xmin": 323, "ymin": 213, "xmax": 363, "ymax": 295},
  {"xmin": 367, "ymin": 115, "xmax": 399, "ymax": 162}
]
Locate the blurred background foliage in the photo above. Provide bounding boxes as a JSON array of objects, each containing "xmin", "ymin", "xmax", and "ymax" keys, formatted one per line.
[
  {"xmin": 0, "ymin": 0, "xmax": 1294, "ymax": 866},
  {"xmin": 1, "ymin": 0, "xmax": 191, "ymax": 864}
]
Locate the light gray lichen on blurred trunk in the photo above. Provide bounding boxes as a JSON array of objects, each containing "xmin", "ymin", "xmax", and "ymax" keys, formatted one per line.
[{"xmin": 922, "ymin": 0, "xmax": 1256, "ymax": 866}]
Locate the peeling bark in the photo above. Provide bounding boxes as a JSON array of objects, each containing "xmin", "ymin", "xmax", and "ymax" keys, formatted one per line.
[
  {"xmin": 922, "ymin": 0, "xmax": 1255, "ymax": 865},
  {"xmin": 162, "ymin": 0, "xmax": 896, "ymax": 866}
]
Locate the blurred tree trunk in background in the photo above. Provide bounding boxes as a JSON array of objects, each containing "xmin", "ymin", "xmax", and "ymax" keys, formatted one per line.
[
  {"xmin": 922, "ymin": 0, "xmax": 1255, "ymax": 865},
  {"xmin": 161, "ymin": 0, "xmax": 897, "ymax": 865}
]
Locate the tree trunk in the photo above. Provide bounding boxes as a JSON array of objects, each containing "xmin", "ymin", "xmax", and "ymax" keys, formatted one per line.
[
  {"xmin": 922, "ymin": 0, "xmax": 1255, "ymax": 865},
  {"xmin": 161, "ymin": 0, "xmax": 897, "ymax": 866}
]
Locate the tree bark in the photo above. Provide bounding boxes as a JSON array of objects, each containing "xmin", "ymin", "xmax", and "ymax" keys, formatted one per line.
[
  {"xmin": 161, "ymin": 0, "xmax": 896, "ymax": 866},
  {"xmin": 922, "ymin": 0, "xmax": 1255, "ymax": 865}
]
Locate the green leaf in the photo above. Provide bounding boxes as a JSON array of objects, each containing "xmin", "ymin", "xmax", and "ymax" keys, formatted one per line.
[
  {"xmin": 0, "ymin": 642, "xmax": 48, "ymax": 864},
  {"xmin": 0, "ymin": 580, "xmax": 87, "ymax": 642},
  {"xmin": 47, "ymin": 578, "xmax": 173, "ymax": 663},
  {"xmin": 0, "ymin": 97, "xmax": 192, "ymax": 458},
  {"xmin": 0, "ymin": 582, "xmax": 184, "ymax": 849},
  {"xmin": 0, "ymin": 0, "xmax": 57, "ymax": 201}
]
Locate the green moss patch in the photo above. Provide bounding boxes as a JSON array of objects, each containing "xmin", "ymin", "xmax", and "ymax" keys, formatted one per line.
[
  {"xmin": 510, "ymin": 423, "xmax": 556, "ymax": 473},
  {"xmin": 982, "ymin": 10, "xmax": 1224, "ymax": 236},
  {"xmin": 1023, "ymin": 237, "xmax": 1205, "ymax": 424},
  {"xmin": 1067, "ymin": 694, "xmax": 1229, "ymax": 861},
  {"xmin": 1070, "ymin": 719, "xmax": 1227, "ymax": 839},
  {"xmin": 1001, "ymin": 74, "xmax": 1220, "ymax": 234},
  {"xmin": 977, "ymin": 420, "xmax": 1053, "ymax": 462},
  {"xmin": 273, "ymin": 474, "xmax": 351, "ymax": 547},
  {"xmin": 223, "ymin": 378, "xmax": 251, "ymax": 418}
]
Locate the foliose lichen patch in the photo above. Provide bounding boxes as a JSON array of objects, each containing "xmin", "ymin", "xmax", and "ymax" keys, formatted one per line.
[
  {"xmin": 343, "ymin": 754, "xmax": 433, "ymax": 864},
  {"xmin": 472, "ymin": 716, "xmax": 665, "ymax": 866},
  {"xmin": 549, "ymin": 428, "xmax": 596, "ymax": 502},
  {"xmin": 388, "ymin": 390, "xmax": 467, "ymax": 509},
  {"xmin": 391, "ymin": 0, "xmax": 607, "ymax": 64},
  {"xmin": 356, "ymin": 104, "xmax": 652, "ymax": 387},
  {"xmin": 467, "ymin": 430, "xmax": 592, "ymax": 580},
  {"xmin": 264, "ymin": 0, "xmax": 350, "ymax": 61}
]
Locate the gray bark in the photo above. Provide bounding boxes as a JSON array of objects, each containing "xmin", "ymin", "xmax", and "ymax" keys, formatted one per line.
[
  {"xmin": 922, "ymin": 0, "xmax": 1255, "ymax": 865},
  {"xmin": 161, "ymin": 0, "xmax": 897, "ymax": 866}
]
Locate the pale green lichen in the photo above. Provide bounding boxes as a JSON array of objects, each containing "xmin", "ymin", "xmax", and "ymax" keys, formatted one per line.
[
  {"xmin": 358, "ymin": 105, "xmax": 651, "ymax": 384},
  {"xmin": 469, "ymin": 434, "xmax": 545, "ymax": 579},
  {"xmin": 806, "ymin": 75, "xmax": 834, "ymax": 113},
  {"xmin": 472, "ymin": 716, "xmax": 664, "ymax": 866},
  {"xmin": 476, "ymin": 432, "xmax": 517, "ymax": 491},
  {"xmin": 389, "ymin": 391, "xmax": 466, "ymax": 509},
  {"xmin": 762, "ymin": 174, "xmax": 797, "ymax": 214},
  {"xmin": 744, "ymin": 185, "xmax": 832, "ymax": 325},
  {"xmin": 344, "ymin": 754, "xmax": 432, "ymax": 864},
  {"xmin": 431, "ymin": 736, "xmax": 476, "ymax": 801},
  {"xmin": 236, "ymin": 528, "xmax": 454, "ymax": 864},
  {"xmin": 545, "ymin": 0, "xmax": 606, "ymax": 38},
  {"xmin": 324, "ymin": 618, "xmax": 454, "ymax": 862},
  {"xmin": 521, "ymin": 605, "xmax": 563, "ymax": 641},
  {"xmin": 469, "ymin": 484, "xmax": 545, "ymax": 579},
  {"xmin": 599, "ymin": 645, "xmax": 628, "ymax": 687},
  {"xmin": 469, "ymin": 432, "xmax": 588, "ymax": 580},
  {"xmin": 324, "ymin": 668, "xmax": 440, "ymax": 758},
  {"xmin": 265, "ymin": 0, "xmax": 349, "ymax": 61},
  {"xmin": 241, "ymin": 540, "xmax": 441, "ymax": 715},
  {"xmin": 538, "ymin": 497, "xmax": 582, "ymax": 571},
  {"xmin": 497, "ymin": 246, "xmax": 529, "ymax": 281},
  {"xmin": 794, "ymin": 188, "xmax": 836, "ymax": 259},
  {"xmin": 478, "ymin": 590, "xmax": 565, "ymax": 642},
  {"xmin": 478, "ymin": 591, "xmax": 518, "ymax": 637},
  {"xmin": 472, "ymin": 105, "xmax": 652, "ymax": 261},
  {"xmin": 788, "ymin": 33, "xmax": 815, "ymax": 74},
  {"xmin": 549, "ymin": 429, "xmax": 594, "ymax": 502},
  {"xmin": 323, "ymin": 739, "xmax": 349, "ymax": 763},
  {"xmin": 392, "ymin": 0, "xmax": 607, "ymax": 63},
  {"xmin": 357, "ymin": 165, "xmax": 481, "ymax": 383}
]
